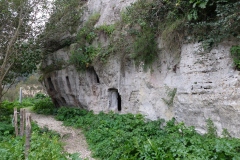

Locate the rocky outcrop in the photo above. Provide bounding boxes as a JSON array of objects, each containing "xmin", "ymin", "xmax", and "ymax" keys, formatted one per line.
[{"xmin": 42, "ymin": 0, "xmax": 240, "ymax": 137}]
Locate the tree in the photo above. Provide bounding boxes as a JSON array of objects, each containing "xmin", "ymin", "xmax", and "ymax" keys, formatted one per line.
[{"xmin": 0, "ymin": 0, "xmax": 50, "ymax": 101}]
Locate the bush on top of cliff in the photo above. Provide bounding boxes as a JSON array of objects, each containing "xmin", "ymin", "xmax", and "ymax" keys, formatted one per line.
[
  {"xmin": 69, "ymin": 13, "xmax": 101, "ymax": 71},
  {"xmin": 106, "ymin": 0, "xmax": 239, "ymax": 70},
  {"xmin": 42, "ymin": 0, "xmax": 240, "ymax": 71},
  {"xmin": 41, "ymin": 0, "xmax": 86, "ymax": 52}
]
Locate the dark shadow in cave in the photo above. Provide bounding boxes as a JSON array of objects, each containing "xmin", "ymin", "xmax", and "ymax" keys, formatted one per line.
[{"xmin": 108, "ymin": 88, "xmax": 121, "ymax": 111}]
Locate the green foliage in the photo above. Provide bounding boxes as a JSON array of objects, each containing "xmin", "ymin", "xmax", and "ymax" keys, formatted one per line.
[
  {"xmin": 43, "ymin": 0, "xmax": 239, "ymax": 73},
  {"xmin": 131, "ymin": 29, "xmax": 159, "ymax": 70},
  {"xmin": 56, "ymin": 107, "xmax": 240, "ymax": 159},
  {"xmin": 34, "ymin": 93, "xmax": 47, "ymax": 99},
  {"xmin": 231, "ymin": 45, "xmax": 240, "ymax": 70},
  {"xmin": 0, "ymin": 128, "xmax": 78, "ymax": 160},
  {"xmin": 0, "ymin": 98, "xmax": 43, "ymax": 136},
  {"xmin": 96, "ymin": 24, "xmax": 115, "ymax": 36},
  {"xmin": 118, "ymin": 0, "xmax": 161, "ymax": 69},
  {"xmin": 0, "ymin": 0, "xmax": 49, "ymax": 101},
  {"xmin": 40, "ymin": 59, "xmax": 67, "ymax": 74},
  {"xmin": 188, "ymin": 0, "xmax": 240, "ymax": 49},
  {"xmin": 108, "ymin": 0, "xmax": 240, "ymax": 69},
  {"xmin": 222, "ymin": 128, "xmax": 231, "ymax": 138},
  {"xmin": 32, "ymin": 97, "xmax": 56, "ymax": 115},
  {"xmin": 206, "ymin": 118, "xmax": 217, "ymax": 138},
  {"xmin": 44, "ymin": 0, "xmax": 85, "ymax": 36},
  {"xmin": 0, "ymin": 99, "xmax": 36, "ymax": 122},
  {"xmin": 2, "ymin": 73, "xmax": 46, "ymax": 102},
  {"xmin": 0, "ymin": 122, "xmax": 14, "ymax": 137},
  {"xmin": 187, "ymin": 0, "xmax": 211, "ymax": 21},
  {"xmin": 0, "ymin": 99, "xmax": 80, "ymax": 160},
  {"xmin": 70, "ymin": 45, "xmax": 101, "ymax": 71},
  {"xmin": 162, "ymin": 87, "xmax": 177, "ymax": 107},
  {"xmin": 76, "ymin": 13, "xmax": 100, "ymax": 44},
  {"xmin": 56, "ymin": 107, "xmax": 88, "ymax": 121},
  {"xmin": 69, "ymin": 13, "xmax": 101, "ymax": 70}
]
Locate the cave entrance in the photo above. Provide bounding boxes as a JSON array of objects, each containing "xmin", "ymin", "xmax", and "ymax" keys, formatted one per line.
[
  {"xmin": 66, "ymin": 76, "xmax": 72, "ymax": 92},
  {"xmin": 47, "ymin": 77, "xmax": 55, "ymax": 92},
  {"xmin": 53, "ymin": 98, "xmax": 60, "ymax": 108},
  {"xmin": 61, "ymin": 97, "xmax": 66, "ymax": 105},
  {"xmin": 108, "ymin": 88, "xmax": 121, "ymax": 111}
]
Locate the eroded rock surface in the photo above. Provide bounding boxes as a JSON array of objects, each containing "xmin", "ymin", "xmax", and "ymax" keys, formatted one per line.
[{"xmin": 41, "ymin": 0, "xmax": 240, "ymax": 137}]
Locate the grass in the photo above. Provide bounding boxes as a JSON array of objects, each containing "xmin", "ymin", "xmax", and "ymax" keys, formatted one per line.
[{"xmin": 0, "ymin": 97, "xmax": 81, "ymax": 160}]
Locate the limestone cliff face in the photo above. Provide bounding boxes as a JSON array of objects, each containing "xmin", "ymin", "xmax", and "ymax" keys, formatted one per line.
[{"xmin": 42, "ymin": 0, "xmax": 240, "ymax": 137}]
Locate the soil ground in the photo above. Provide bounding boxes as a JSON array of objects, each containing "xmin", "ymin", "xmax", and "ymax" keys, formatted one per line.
[{"xmin": 29, "ymin": 111, "xmax": 95, "ymax": 160}]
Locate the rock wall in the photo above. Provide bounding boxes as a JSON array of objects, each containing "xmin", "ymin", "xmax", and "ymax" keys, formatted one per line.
[{"xmin": 42, "ymin": 0, "xmax": 240, "ymax": 137}]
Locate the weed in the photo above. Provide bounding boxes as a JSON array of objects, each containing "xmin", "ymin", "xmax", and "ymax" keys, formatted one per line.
[
  {"xmin": 32, "ymin": 97, "xmax": 56, "ymax": 115},
  {"xmin": 0, "ymin": 99, "xmax": 80, "ymax": 160},
  {"xmin": 69, "ymin": 14, "xmax": 102, "ymax": 71},
  {"xmin": 96, "ymin": 24, "xmax": 115, "ymax": 36},
  {"xmin": 162, "ymin": 86, "xmax": 177, "ymax": 107},
  {"xmin": 206, "ymin": 118, "xmax": 217, "ymax": 138},
  {"xmin": 231, "ymin": 45, "xmax": 240, "ymax": 70},
  {"xmin": 56, "ymin": 107, "xmax": 240, "ymax": 159}
]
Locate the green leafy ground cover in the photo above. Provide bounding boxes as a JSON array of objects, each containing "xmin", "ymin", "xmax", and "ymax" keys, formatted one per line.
[
  {"xmin": 0, "ymin": 96, "xmax": 80, "ymax": 160},
  {"xmin": 56, "ymin": 107, "xmax": 240, "ymax": 160}
]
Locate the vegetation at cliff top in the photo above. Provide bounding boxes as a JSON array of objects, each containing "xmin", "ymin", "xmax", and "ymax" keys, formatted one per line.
[
  {"xmin": 231, "ymin": 45, "xmax": 240, "ymax": 70},
  {"xmin": 40, "ymin": 0, "xmax": 239, "ymax": 72},
  {"xmin": 56, "ymin": 107, "xmax": 240, "ymax": 160},
  {"xmin": 66, "ymin": 0, "xmax": 240, "ymax": 71}
]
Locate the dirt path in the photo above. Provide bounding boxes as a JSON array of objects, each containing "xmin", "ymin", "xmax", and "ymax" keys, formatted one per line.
[{"xmin": 29, "ymin": 111, "xmax": 95, "ymax": 160}]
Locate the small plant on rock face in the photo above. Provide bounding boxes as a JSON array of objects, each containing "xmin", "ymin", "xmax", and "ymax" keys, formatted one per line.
[
  {"xmin": 206, "ymin": 118, "xmax": 217, "ymax": 138},
  {"xmin": 96, "ymin": 24, "xmax": 115, "ymax": 36},
  {"xmin": 162, "ymin": 86, "xmax": 177, "ymax": 107},
  {"xmin": 222, "ymin": 128, "xmax": 231, "ymax": 138},
  {"xmin": 230, "ymin": 45, "xmax": 240, "ymax": 70},
  {"xmin": 69, "ymin": 13, "xmax": 102, "ymax": 71}
]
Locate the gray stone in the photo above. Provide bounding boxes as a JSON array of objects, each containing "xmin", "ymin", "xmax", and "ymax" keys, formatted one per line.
[{"xmin": 42, "ymin": 0, "xmax": 240, "ymax": 137}]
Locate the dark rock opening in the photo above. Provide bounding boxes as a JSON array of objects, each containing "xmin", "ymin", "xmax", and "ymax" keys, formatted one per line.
[
  {"xmin": 108, "ymin": 88, "xmax": 121, "ymax": 111},
  {"xmin": 53, "ymin": 98, "xmax": 60, "ymax": 108},
  {"xmin": 66, "ymin": 76, "xmax": 72, "ymax": 92},
  {"xmin": 61, "ymin": 97, "xmax": 66, "ymax": 104},
  {"xmin": 47, "ymin": 77, "xmax": 55, "ymax": 92},
  {"xmin": 87, "ymin": 67, "xmax": 100, "ymax": 84},
  {"xmin": 118, "ymin": 93, "xmax": 122, "ymax": 111}
]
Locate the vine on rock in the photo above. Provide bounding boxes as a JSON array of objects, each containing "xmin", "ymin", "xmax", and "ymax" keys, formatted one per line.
[{"xmin": 42, "ymin": 0, "xmax": 240, "ymax": 72}]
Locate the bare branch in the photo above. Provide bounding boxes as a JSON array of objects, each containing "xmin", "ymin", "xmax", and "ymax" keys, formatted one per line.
[{"xmin": 1, "ymin": 8, "xmax": 23, "ymax": 76}]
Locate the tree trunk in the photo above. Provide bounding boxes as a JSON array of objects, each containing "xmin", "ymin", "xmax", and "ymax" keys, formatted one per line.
[{"xmin": 0, "ymin": 84, "xmax": 3, "ymax": 102}]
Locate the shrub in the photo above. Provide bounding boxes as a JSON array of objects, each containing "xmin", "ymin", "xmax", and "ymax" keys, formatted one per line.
[
  {"xmin": 0, "ymin": 122, "xmax": 14, "ymax": 137},
  {"xmin": 96, "ymin": 24, "xmax": 115, "ymax": 36},
  {"xmin": 33, "ymin": 97, "xmax": 56, "ymax": 115},
  {"xmin": 56, "ymin": 107, "xmax": 240, "ymax": 159},
  {"xmin": 56, "ymin": 107, "xmax": 88, "ymax": 121},
  {"xmin": 0, "ymin": 130, "xmax": 76, "ymax": 160},
  {"xmin": 69, "ymin": 13, "xmax": 101, "ymax": 71},
  {"xmin": 34, "ymin": 93, "xmax": 47, "ymax": 99},
  {"xmin": 231, "ymin": 45, "xmax": 240, "ymax": 70}
]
